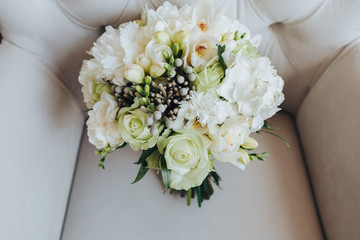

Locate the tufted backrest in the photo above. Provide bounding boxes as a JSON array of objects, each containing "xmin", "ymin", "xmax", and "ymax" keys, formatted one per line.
[{"xmin": 1, "ymin": 0, "xmax": 359, "ymax": 239}]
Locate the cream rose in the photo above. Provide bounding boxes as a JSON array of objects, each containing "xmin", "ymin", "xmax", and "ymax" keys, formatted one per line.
[
  {"xmin": 157, "ymin": 129, "xmax": 212, "ymax": 190},
  {"xmin": 118, "ymin": 99, "xmax": 163, "ymax": 151}
]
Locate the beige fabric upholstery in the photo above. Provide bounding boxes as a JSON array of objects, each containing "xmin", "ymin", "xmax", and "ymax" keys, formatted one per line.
[
  {"xmin": 62, "ymin": 113, "xmax": 322, "ymax": 240},
  {"xmin": 297, "ymin": 39, "xmax": 360, "ymax": 240},
  {"xmin": 1, "ymin": 0, "xmax": 359, "ymax": 239}
]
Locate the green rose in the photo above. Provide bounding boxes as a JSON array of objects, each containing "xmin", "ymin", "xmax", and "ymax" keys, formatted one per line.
[
  {"xmin": 118, "ymin": 99, "xmax": 163, "ymax": 151},
  {"xmin": 92, "ymin": 83, "xmax": 112, "ymax": 102},
  {"xmin": 232, "ymin": 39, "xmax": 259, "ymax": 58},
  {"xmin": 194, "ymin": 61, "xmax": 224, "ymax": 96},
  {"xmin": 157, "ymin": 129, "xmax": 213, "ymax": 190}
]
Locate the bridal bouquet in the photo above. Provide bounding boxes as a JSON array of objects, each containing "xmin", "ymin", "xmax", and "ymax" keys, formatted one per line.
[{"xmin": 79, "ymin": 1, "xmax": 286, "ymax": 207}]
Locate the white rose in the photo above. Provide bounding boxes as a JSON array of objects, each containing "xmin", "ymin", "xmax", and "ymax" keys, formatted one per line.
[
  {"xmin": 218, "ymin": 56, "xmax": 284, "ymax": 131},
  {"xmin": 86, "ymin": 92, "xmax": 123, "ymax": 149}
]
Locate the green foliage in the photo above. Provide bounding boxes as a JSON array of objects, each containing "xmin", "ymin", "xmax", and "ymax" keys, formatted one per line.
[
  {"xmin": 160, "ymin": 156, "xmax": 171, "ymax": 192},
  {"xmin": 132, "ymin": 146, "xmax": 158, "ymax": 184},
  {"xmin": 258, "ymin": 121, "xmax": 290, "ymax": 148},
  {"xmin": 217, "ymin": 44, "xmax": 227, "ymax": 71},
  {"xmin": 249, "ymin": 152, "xmax": 269, "ymax": 161},
  {"xmin": 97, "ymin": 142, "xmax": 127, "ymax": 170}
]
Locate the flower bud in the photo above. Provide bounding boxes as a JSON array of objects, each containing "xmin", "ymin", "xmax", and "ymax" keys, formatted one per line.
[
  {"xmin": 173, "ymin": 30, "xmax": 189, "ymax": 48},
  {"xmin": 125, "ymin": 64, "xmax": 145, "ymax": 84},
  {"xmin": 136, "ymin": 85, "xmax": 144, "ymax": 95},
  {"xmin": 150, "ymin": 64, "xmax": 166, "ymax": 78},
  {"xmin": 136, "ymin": 54, "xmax": 152, "ymax": 73},
  {"xmin": 241, "ymin": 137, "xmax": 259, "ymax": 150},
  {"xmin": 144, "ymin": 85, "xmax": 150, "ymax": 97},
  {"xmin": 171, "ymin": 43, "xmax": 180, "ymax": 56},
  {"xmin": 238, "ymin": 149, "xmax": 250, "ymax": 165},
  {"xmin": 155, "ymin": 31, "xmax": 172, "ymax": 46},
  {"xmin": 222, "ymin": 32, "xmax": 234, "ymax": 42},
  {"xmin": 162, "ymin": 50, "xmax": 171, "ymax": 60},
  {"xmin": 144, "ymin": 76, "xmax": 152, "ymax": 85}
]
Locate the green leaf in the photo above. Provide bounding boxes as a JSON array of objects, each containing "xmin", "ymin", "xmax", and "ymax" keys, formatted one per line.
[
  {"xmin": 114, "ymin": 142, "xmax": 127, "ymax": 151},
  {"xmin": 197, "ymin": 186, "xmax": 202, "ymax": 207},
  {"xmin": 203, "ymin": 179, "xmax": 211, "ymax": 199},
  {"xmin": 134, "ymin": 146, "xmax": 157, "ymax": 165},
  {"xmin": 209, "ymin": 171, "xmax": 221, "ymax": 186},
  {"xmin": 217, "ymin": 44, "xmax": 227, "ymax": 71},
  {"xmin": 131, "ymin": 162, "xmax": 149, "ymax": 184},
  {"xmin": 160, "ymin": 156, "xmax": 171, "ymax": 192},
  {"xmin": 261, "ymin": 130, "xmax": 290, "ymax": 148},
  {"xmin": 262, "ymin": 120, "xmax": 279, "ymax": 130}
]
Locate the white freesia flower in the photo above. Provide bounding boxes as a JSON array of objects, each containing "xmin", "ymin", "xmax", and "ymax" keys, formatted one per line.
[
  {"xmin": 86, "ymin": 92, "xmax": 123, "ymax": 149},
  {"xmin": 145, "ymin": 39, "xmax": 172, "ymax": 66},
  {"xmin": 218, "ymin": 56, "xmax": 284, "ymax": 131},
  {"xmin": 174, "ymin": 91, "xmax": 237, "ymax": 134},
  {"xmin": 210, "ymin": 117, "xmax": 251, "ymax": 170}
]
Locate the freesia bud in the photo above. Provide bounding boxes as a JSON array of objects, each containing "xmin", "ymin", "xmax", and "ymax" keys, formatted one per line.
[
  {"xmin": 155, "ymin": 31, "xmax": 171, "ymax": 46},
  {"xmin": 136, "ymin": 85, "xmax": 144, "ymax": 94},
  {"xmin": 144, "ymin": 85, "xmax": 150, "ymax": 96},
  {"xmin": 171, "ymin": 43, "xmax": 180, "ymax": 56},
  {"xmin": 241, "ymin": 137, "xmax": 259, "ymax": 150},
  {"xmin": 150, "ymin": 64, "xmax": 166, "ymax": 78},
  {"xmin": 173, "ymin": 30, "xmax": 189, "ymax": 48},
  {"xmin": 144, "ymin": 76, "xmax": 152, "ymax": 85},
  {"xmin": 238, "ymin": 149, "xmax": 250, "ymax": 165},
  {"xmin": 136, "ymin": 54, "xmax": 152, "ymax": 73},
  {"xmin": 222, "ymin": 32, "xmax": 234, "ymax": 42},
  {"xmin": 125, "ymin": 64, "xmax": 145, "ymax": 84}
]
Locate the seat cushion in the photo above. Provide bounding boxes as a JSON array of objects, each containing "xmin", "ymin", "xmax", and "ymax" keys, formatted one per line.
[{"xmin": 62, "ymin": 112, "xmax": 323, "ymax": 240}]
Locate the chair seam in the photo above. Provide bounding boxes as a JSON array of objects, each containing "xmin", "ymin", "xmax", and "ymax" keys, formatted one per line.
[
  {"xmin": 1, "ymin": 39, "xmax": 83, "ymax": 117},
  {"xmin": 55, "ymin": 0, "xmax": 100, "ymax": 31}
]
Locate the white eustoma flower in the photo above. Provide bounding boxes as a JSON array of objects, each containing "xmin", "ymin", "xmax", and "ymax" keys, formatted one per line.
[
  {"xmin": 174, "ymin": 91, "xmax": 237, "ymax": 134},
  {"xmin": 190, "ymin": 35, "xmax": 219, "ymax": 69},
  {"xmin": 86, "ymin": 92, "xmax": 123, "ymax": 149},
  {"xmin": 218, "ymin": 56, "xmax": 284, "ymax": 131}
]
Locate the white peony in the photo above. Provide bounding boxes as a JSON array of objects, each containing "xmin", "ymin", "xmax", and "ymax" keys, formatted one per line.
[
  {"xmin": 218, "ymin": 56, "xmax": 284, "ymax": 131},
  {"xmin": 174, "ymin": 91, "xmax": 237, "ymax": 134},
  {"xmin": 89, "ymin": 23, "xmax": 150, "ymax": 86},
  {"xmin": 90, "ymin": 26, "xmax": 126, "ymax": 86},
  {"xmin": 86, "ymin": 92, "xmax": 123, "ymax": 149}
]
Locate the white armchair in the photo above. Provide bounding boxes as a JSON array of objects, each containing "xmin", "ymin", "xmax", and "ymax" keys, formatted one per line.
[{"xmin": 1, "ymin": 0, "xmax": 359, "ymax": 239}]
